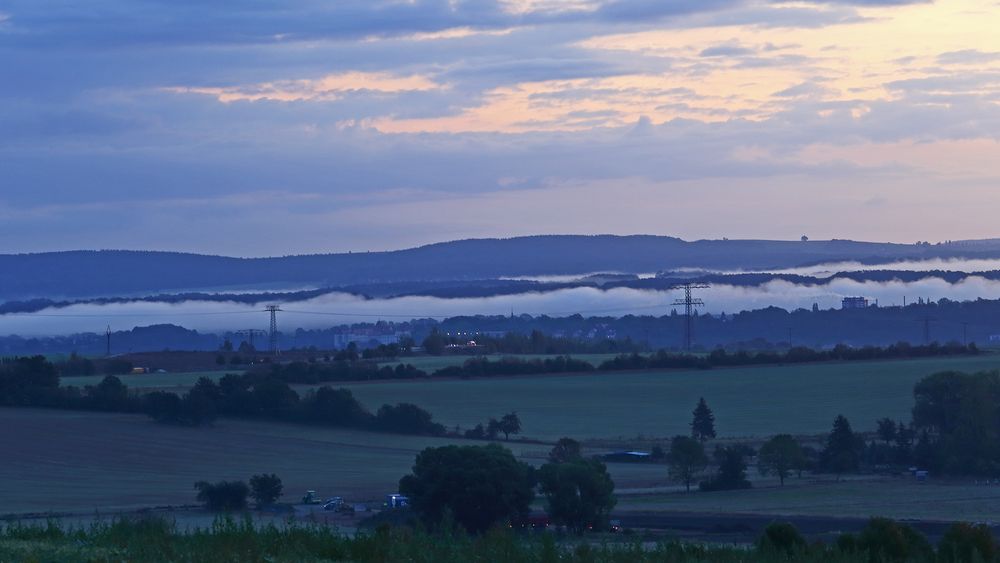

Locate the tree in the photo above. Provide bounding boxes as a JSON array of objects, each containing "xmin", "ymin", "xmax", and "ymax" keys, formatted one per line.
[
  {"xmin": 758, "ymin": 434, "xmax": 806, "ymax": 486},
  {"xmin": 301, "ymin": 386, "xmax": 372, "ymax": 427},
  {"xmin": 143, "ymin": 391, "xmax": 181, "ymax": 423},
  {"xmin": 667, "ymin": 435, "xmax": 708, "ymax": 492},
  {"xmin": 876, "ymin": 418, "xmax": 897, "ymax": 445},
  {"xmin": 85, "ymin": 375, "xmax": 132, "ymax": 411},
  {"xmin": 179, "ymin": 389, "xmax": 217, "ymax": 426},
  {"xmin": 498, "ymin": 411, "xmax": 522, "ymax": 440},
  {"xmin": 194, "ymin": 480, "xmax": 249, "ymax": 511},
  {"xmin": 690, "ymin": 397, "xmax": 716, "ymax": 442},
  {"xmin": 700, "ymin": 445, "xmax": 753, "ymax": 492},
  {"xmin": 399, "ymin": 444, "xmax": 535, "ymax": 534},
  {"xmin": 821, "ymin": 415, "xmax": 862, "ymax": 476},
  {"xmin": 538, "ymin": 459, "xmax": 616, "ymax": 533},
  {"xmin": 422, "ymin": 330, "xmax": 447, "ymax": 356},
  {"xmin": 249, "ymin": 473, "xmax": 283, "ymax": 509},
  {"xmin": 375, "ymin": 403, "xmax": 445, "ymax": 436},
  {"xmin": 486, "ymin": 418, "xmax": 501, "ymax": 440},
  {"xmin": 548, "ymin": 437, "xmax": 583, "ymax": 463}
]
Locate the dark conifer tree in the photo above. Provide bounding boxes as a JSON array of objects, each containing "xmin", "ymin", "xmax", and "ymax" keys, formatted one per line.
[{"xmin": 691, "ymin": 397, "xmax": 716, "ymax": 442}]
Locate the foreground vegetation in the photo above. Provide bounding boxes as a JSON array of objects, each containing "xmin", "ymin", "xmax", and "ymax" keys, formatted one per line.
[{"xmin": 1, "ymin": 515, "xmax": 997, "ymax": 562}]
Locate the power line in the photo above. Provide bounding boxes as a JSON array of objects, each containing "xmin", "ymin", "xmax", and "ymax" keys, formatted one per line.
[{"xmin": 235, "ymin": 328, "xmax": 267, "ymax": 349}]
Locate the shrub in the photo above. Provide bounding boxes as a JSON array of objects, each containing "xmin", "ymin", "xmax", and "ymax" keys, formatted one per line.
[
  {"xmin": 757, "ymin": 522, "xmax": 807, "ymax": 556},
  {"xmin": 248, "ymin": 474, "xmax": 283, "ymax": 509},
  {"xmin": 939, "ymin": 522, "xmax": 996, "ymax": 563},
  {"xmin": 194, "ymin": 481, "xmax": 249, "ymax": 511}
]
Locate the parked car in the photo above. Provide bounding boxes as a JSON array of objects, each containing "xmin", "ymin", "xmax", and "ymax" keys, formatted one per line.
[{"xmin": 384, "ymin": 494, "xmax": 409, "ymax": 509}]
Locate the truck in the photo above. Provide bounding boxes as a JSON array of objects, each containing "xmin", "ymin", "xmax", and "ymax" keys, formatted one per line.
[{"xmin": 301, "ymin": 490, "xmax": 322, "ymax": 505}]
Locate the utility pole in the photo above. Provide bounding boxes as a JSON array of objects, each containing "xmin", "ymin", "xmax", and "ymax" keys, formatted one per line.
[
  {"xmin": 918, "ymin": 316, "xmax": 936, "ymax": 345},
  {"xmin": 671, "ymin": 283, "xmax": 708, "ymax": 351},
  {"xmin": 105, "ymin": 325, "xmax": 112, "ymax": 357},
  {"xmin": 236, "ymin": 328, "xmax": 266, "ymax": 351},
  {"xmin": 265, "ymin": 305, "xmax": 282, "ymax": 355}
]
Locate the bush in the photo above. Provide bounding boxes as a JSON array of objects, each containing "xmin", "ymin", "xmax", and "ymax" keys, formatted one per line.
[
  {"xmin": 375, "ymin": 403, "xmax": 446, "ymax": 436},
  {"xmin": 248, "ymin": 474, "xmax": 283, "ymax": 509},
  {"xmin": 194, "ymin": 481, "xmax": 249, "ymax": 511},
  {"xmin": 757, "ymin": 522, "xmax": 807, "ymax": 556},
  {"xmin": 939, "ymin": 522, "xmax": 996, "ymax": 563},
  {"xmin": 855, "ymin": 517, "xmax": 933, "ymax": 562}
]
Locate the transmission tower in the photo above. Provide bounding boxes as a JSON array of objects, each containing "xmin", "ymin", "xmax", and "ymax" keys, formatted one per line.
[
  {"xmin": 671, "ymin": 283, "xmax": 709, "ymax": 351},
  {"xmin": 265, "ymin": 305, "xmax": 282, "ymax": 355},
  {"xmin": 105, "ymin": 325, "xmax": 112, "ymax": 357},
  {"xmin": 236, "ymin": 328, "xmax": 267, "ymax": 350}
]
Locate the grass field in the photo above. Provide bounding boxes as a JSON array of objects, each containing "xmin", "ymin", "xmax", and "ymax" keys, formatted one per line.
[
  {"xmin": 6, "ymin": 408, "xmax": 1000, "ymax": 525},
  {"xmin": 340, "ymin": 354, "xmax": 1000, "ymax": 441},
  {"xmin": 57, "ymin": 355, "xmax": 1000, "ymax": 441},
  {"xmin": 617, "ymin": 477, "xmax": 1000, "ymax": 522},
  {"xmin": 0, "ymin": 408, "xmax": 664, "ymax": 516}
]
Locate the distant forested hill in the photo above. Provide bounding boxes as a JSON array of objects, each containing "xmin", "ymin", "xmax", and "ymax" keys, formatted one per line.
[{"xmin": 0, "ymin": 235, "xmax": 994, "ymax": 300}]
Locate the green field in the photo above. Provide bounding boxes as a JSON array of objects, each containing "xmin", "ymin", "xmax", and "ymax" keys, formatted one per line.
[
  {"xmin": 7, "ymin": 407, "xmax": 1000, "ymax": 525},
  {"xmin": 0, "ymin": 408, "xmax": 663, "ymax": 516},
  {"xmin": 341, "ymin": 355, "xmax": 1000, "ymax": 441},
  {"xmin": 617, "ymin": 477, "xmax": 1000, "ymax": 522}
]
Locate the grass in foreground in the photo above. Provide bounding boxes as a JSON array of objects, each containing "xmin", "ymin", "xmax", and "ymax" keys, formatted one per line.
[{"xmin": 0, "ymin": 515, "xmax": 937, "ymax": 563}]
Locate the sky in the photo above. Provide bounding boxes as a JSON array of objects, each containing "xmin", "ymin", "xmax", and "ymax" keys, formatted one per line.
[{"xmin": 2, "ymin": 0, "xmax": 1000, "ymax": 256}]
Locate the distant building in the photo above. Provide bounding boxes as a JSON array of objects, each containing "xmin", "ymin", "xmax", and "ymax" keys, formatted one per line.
[
  {"xmin": 841, "ymin": 297, "xmax": 869, "ymax": 310},
  {"xmin": 331, "ymin": 328, "xmax": 408, "ymax": 349}
]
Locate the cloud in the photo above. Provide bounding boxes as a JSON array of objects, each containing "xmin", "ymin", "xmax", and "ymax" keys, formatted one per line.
[
  {"xmin": 937, "ymin": 49, "xmax": 1000, "ymax": 65},
  {"xmin": 167, "ymin": 71, "xmax": 443, "ymax": 103},
  {"xmin": 699, "ymin": 44, "xmax": 755, "ymax": 57},
  {"xmin": 772, "ymin": 81, "xmax": 835, "ymax": 98}
]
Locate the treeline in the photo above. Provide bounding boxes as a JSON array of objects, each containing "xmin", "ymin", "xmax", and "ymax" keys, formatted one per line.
[
  {"xmin": 434, "ymin": 356, "xmax": 595, "ymax": 378},
  {"xmin": 259, "ymin": 341, "xmax": 979, "ymax": 387},
  {"xmin": 599, "ymin": 341, "xmax": 978, "ymax": 371},
  {"xmin": 0, "ymin": 356, "xmax": 446, "ymax": 436},
  {"xmin": 798, "ymin": 370, "xmax": 1000, "ymax": 477},
  {"xmin": 255, "ymin": 360, "xmax": 426, "ymax": 384},
  {"xmin": 148, "ymin": 374, "xmax": 445, "ymax": 435},
  {"xmin": 420, "ymin": 329, "xmax": 643, "ymax": 356}
]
